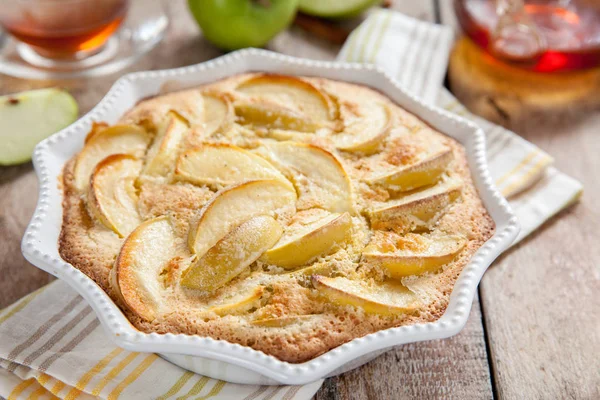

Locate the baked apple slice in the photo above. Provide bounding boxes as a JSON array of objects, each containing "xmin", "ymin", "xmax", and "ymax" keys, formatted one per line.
[
  {"xmin": 334, "ymin": 102, "xmax": 392, "ymax": 154},
  {"xmin": 203, "ymin": 92, "xmax": 234, "ymax": 137},
  {"xmin": 142, "ymin": 111, "xmax": 189, "ymax": 177},
  {"xmin": 362, "ymin": 233, "xmax": 467, "ymax": 278},
  {"xmin": 208, "ymin": 286, "xmax": 264, "ymax": 316},
  {"xmin": 174, "ymin": 143, "xmax": 288, "ymax": 188},
  {"xmin": 260, "ymin": 128, "xmax": 316, "ymax": 142},
  {"xmin": 288, "ymin": 261, "xmax": 337, "ymax": 277},
  {"xmin": 88, "ymin": 154, "xmax": 143, "ymax": 238},
  {"xmin": 84, "ymin": 121, "xmax": 109, "ymax": 144},
  {"xmin": 236, "ymin": 74, "xmax": 335, "ymax": 123},
  {"xmin": 261, "ymin": 212, "xmax": 353, "ymax": 269},
  {"xmin": 120, "ymin": 90, "xmax": 205, "ymax": 129},
  {"xmin": 369, "ymin": 179, "xmax": 462, "ymax": 232},
  {"xmin": 312, "ymin": 276, "xmax": 420, "ymax": 315},
  {"xmin": 188, "ymin": 179, "xmax": 296, "ymax": 257},
  {"xmin": 234, "ymin": 101, "xmax": 322, "ymax": 133},
  {"xmin": 259, "ymin": 142, "xmax": 353, "ymax": 213},
  {"xmin": 181, "ymin": 216, "xmax": 283, "ymax": 292},
  {"xmin": 111, "ymin": 216, "xmax": 180, "ymax": 321},
  {"xmin": 73, "ymin": 124, "xmax": 150, "ymax": 191},
  {"xmin": 369, "ymin": 149, "xmax": 454, "ymax": 192}
]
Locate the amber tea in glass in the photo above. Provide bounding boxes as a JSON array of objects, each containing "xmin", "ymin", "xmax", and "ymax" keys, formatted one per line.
[
  {"xmin": 455, "ymin": 0, "xmax": 600, "ymax": 72},
  {"xmin": 0, "ymin": 0, "xmax": 129, "ymax": 59}
]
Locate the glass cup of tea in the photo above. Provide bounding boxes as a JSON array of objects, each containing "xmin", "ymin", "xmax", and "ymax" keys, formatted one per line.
[
  {"xmin": 0, "ymin": 0, "xmax": 129, "ymax": 64},
  {"xmin": 0, "ymin": 0, "xmax": 168, "ymax": 79}
]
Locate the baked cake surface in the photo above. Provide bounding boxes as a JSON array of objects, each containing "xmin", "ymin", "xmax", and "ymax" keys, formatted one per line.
[{"xmin": 59, "ymin": 73, "xmax": 494, "ymax": 362}]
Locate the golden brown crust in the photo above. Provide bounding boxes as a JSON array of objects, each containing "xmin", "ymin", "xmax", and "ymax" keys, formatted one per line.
[{"xmin": 59, "ymin": 73, "xmax": 495, "ymax": 363}]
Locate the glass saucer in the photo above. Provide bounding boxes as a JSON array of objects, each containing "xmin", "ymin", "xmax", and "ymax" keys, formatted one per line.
[{"xmin": 0, "ymin": 0, "xmax": 168, "ymax": 80}]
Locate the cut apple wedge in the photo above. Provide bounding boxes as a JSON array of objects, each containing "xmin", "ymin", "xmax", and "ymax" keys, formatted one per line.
[
  {"xmin": 261, "ymin": 212, "xmax": 353, "ymax": 269},
  {"xmin": 188, "ymin": 179, "xmax": 296, "ymax": 257},
  {"xmin": 237, "ymin": 74, "xmax": 335, "ymax": 122},
  {"xmin": 234, "ymin": 100, "xmax": 322, "ymax": 132},
  {"xmin": 208, "ymin": 286, "xmax": 264, "ymax": 316},
  {"xmin": 312, "ymin": 276, "xmax": 420, "ymax": 315},
  {"xmin": 251, "ymin": 315, "xmax": 314, "ymax": 327},
  {"xmin": 0, "ymin": 88, "xmax": 78, "ymax": 166},
  {"xmin": 88, "ymin": 154, "xmax": 143, "ymax": 238},
  {"xmin": 369, "ymin": 180, "xmax": 462, "ymax": 232},
  {"xmin": 181, "ymin": 216, "xmax": 283, "ymax": 292},
  {"xmin": 203, "ymin": 92, "xmax": 234, "ymax": 137},
  {"xmin": 142, "ymin": 111, "xmax": 189, "ymax": 177},
  {"xmin": 73, "ymin": 124, "xmax": 150, "ymax": 191},
  {"xmin": 362, "ymin": 234, "xmax": 467, "ymax": 278},
  {"xmin": 334, "ymin": 102, "xmax": 392, "ymax": 154},
  {"xmin": 369, "ymin": 149, "xmax": 454, "ymax": 192},
  {"xmin": 260, "ymin": 142, "xmax": 353, "ymax": 213},
  {"xmin": 111, "ymin": 216, "xmax": 179, "ymax": 321},
  {"xmin": 174, "ymin": 143, "xmax": 288, "ymax": 188}
]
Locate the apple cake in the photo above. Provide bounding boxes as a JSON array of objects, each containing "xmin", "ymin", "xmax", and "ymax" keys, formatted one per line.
[{"xmin": 59, "ymin": 73, "xmax": 494, "ymax": 362}]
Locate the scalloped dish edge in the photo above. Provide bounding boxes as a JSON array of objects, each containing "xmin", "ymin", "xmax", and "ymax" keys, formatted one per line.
[{"xmin": 21, "ymin": 49, "xmax": 519, "ymax": 385}]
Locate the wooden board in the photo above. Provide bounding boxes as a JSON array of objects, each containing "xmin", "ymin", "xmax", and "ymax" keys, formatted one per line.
[{"xmin": 448, "ymin": 38, "xmax": 600, "ymax": 131}]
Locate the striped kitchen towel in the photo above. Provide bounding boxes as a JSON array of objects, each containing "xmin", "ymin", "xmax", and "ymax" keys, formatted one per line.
[
  {"xmin": 0, "ymin": 9, "xmax": 584, "ymax": 400},
  {"xmin": 338, "ymin": 9, "xmax": 582, "ymax": 243},
  {"xmin": 0, "ymin": 280, "xmax": 323, "ymax": 400}
]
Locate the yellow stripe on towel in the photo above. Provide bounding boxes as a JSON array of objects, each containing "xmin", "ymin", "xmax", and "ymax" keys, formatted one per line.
[
  {"xmin": 0, "ymin": 285, "xmax": 49, "ymax": 326},
  {"xmin": 91, "ymin": 352, "xmax": 139, "ymax": 396},
  {"xmin": 63, "ymin": 348, "xmax": 123, "ymax": 400},
  {"xmin": 196, "ymin": 380, "xmax": 227, "ymax": 400},
  {"xmin": 156, "ymin": 370, "xmax": 195, "ymax": 400},
  {"xmin": 176, "ymin": 376, "xmax": 210, "ymax": 400},
  {"xmin": 8, "ymin": 378, "xmax": 36, "ymax": 400},
  {"xmin": 369, "ymin": 12, "xmax": 393, "ymax": 63},
  {"xmin": 107, "ymin": 353, "xmax": 158, "ymax": 400},
  {"xmin": 501, "ymin": 154, "xmax": 553, "ymax": 197},
  {"xmin": 495, "ymin": 150, "xmax": 539, "ymax": 187},
  {"xmin": 358, "ymin": 14, "xmax": 380, "ymax": 63}
]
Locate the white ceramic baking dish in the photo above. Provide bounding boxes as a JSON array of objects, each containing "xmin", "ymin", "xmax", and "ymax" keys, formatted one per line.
[{"xmin": 21, "ymin": 49, "xmax": 519, "ymax": 385}]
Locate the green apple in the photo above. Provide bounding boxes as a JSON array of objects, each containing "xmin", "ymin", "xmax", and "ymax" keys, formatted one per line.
[
  {"xmin": 187, "ymin": 0, "xmax": 299, "ymax": 51},
  {"xmin": 0, "ymin": 88, "xmax": 78, "ymax": 166},
  {"xmin": 299, "ymin": 0, "xmax": 382, "ymax": 19}
]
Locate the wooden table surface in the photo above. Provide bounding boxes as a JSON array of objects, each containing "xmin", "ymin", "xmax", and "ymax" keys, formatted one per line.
[{"xmin": 1, "ymin": 1, "xmax": 598, "ymax": 399}]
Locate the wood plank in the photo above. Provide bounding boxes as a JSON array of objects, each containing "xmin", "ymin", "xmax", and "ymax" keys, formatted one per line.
[
  {"xmin": 480, "ymin": 114, "xmax": 600, "ymax": 400},
  {"xmin": 0, "ymin": 164, "xmax": 54, "ymax": 308}
]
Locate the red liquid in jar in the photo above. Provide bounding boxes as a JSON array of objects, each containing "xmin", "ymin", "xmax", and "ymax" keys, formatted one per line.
[{"xmin": 455, "ymin": 0, "xmax": 600, "ymax": 72}]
